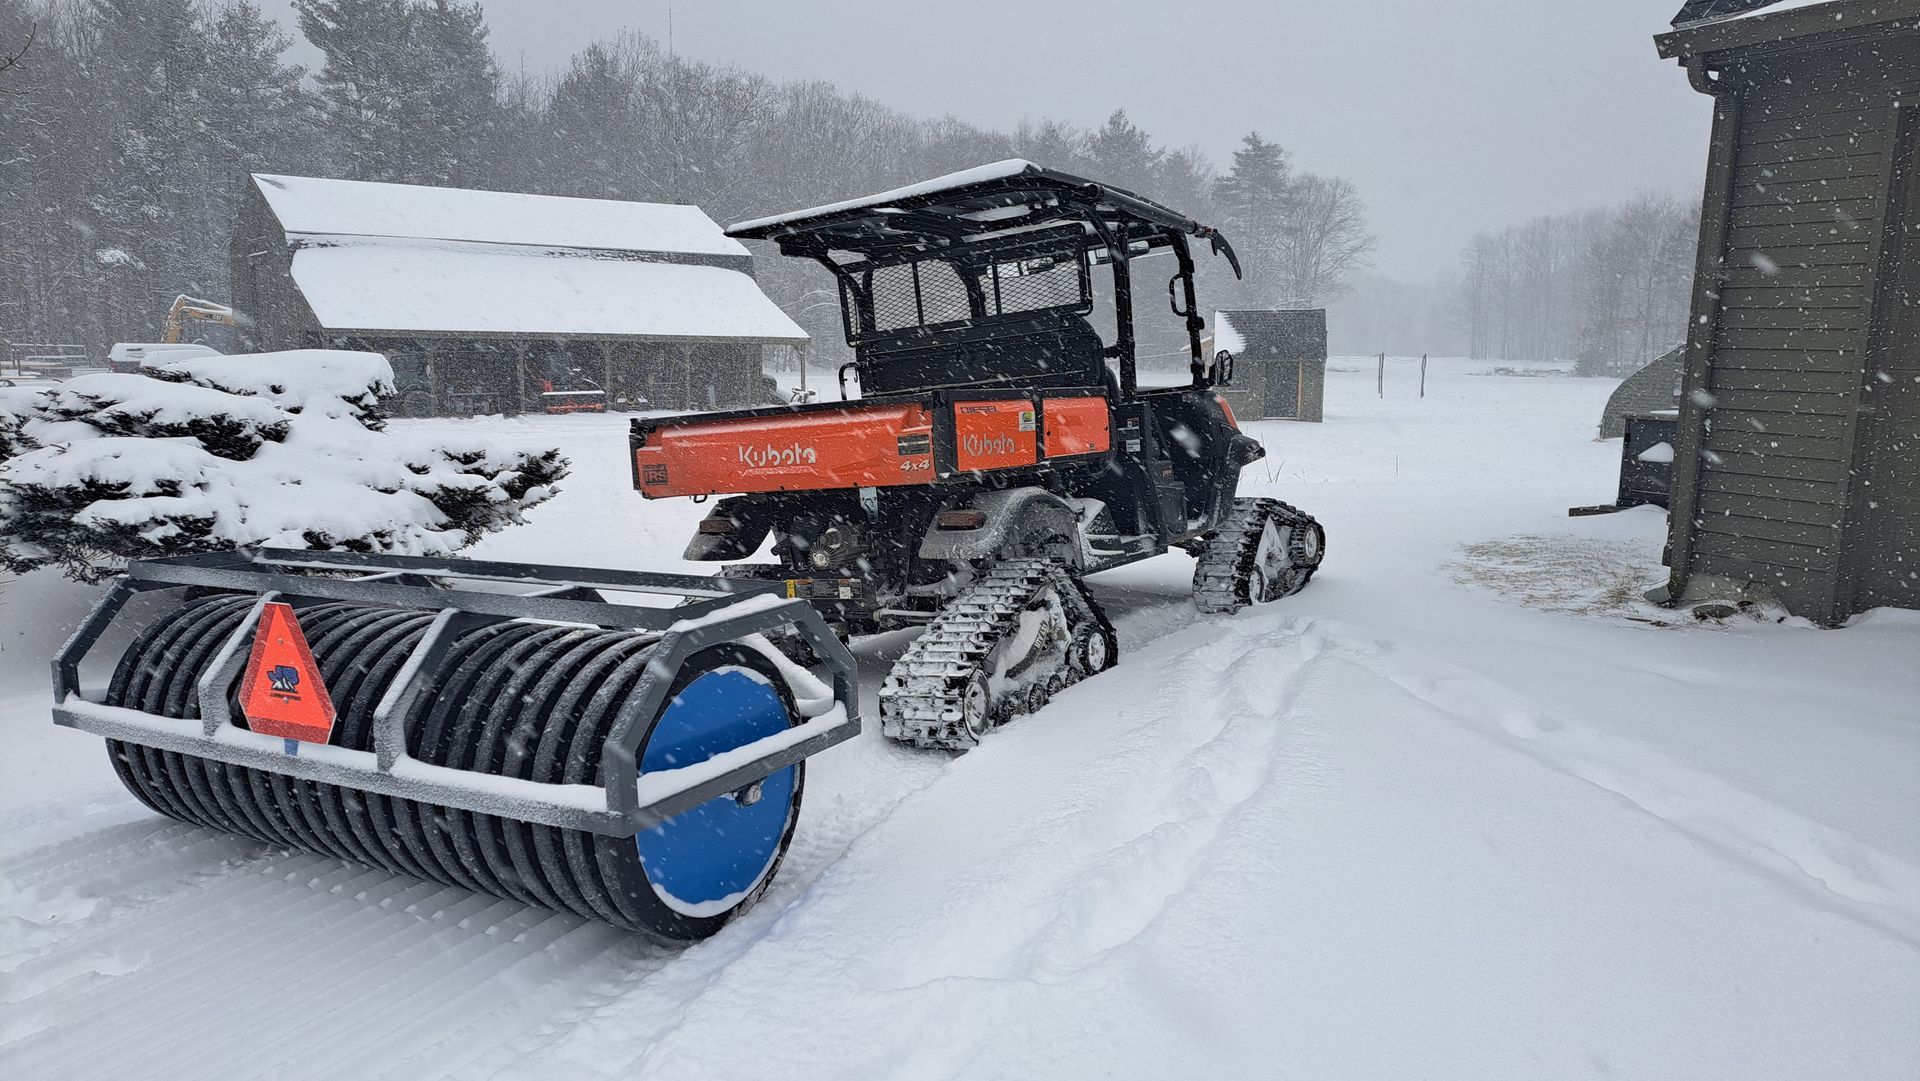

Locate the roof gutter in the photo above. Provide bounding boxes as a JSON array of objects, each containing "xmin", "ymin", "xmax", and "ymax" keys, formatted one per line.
[{"xmin": 1683, "ymin": 54, "xmax": 1725, "ymax": 96}]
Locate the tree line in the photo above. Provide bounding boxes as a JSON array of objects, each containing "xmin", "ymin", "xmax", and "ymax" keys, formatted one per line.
[
  {"xmin": 0, "ymin": 0, "xmax": 1376, "ymax": 366},
  {"xmin": 1327, "ymin": 192, "xmax": 1700, "ymax": 371}
]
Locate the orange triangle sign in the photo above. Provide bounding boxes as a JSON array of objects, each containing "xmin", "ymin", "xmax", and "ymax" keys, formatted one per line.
[{"xmin": 237, "ymin": 602, "xmax": 337, "ymax": 744}]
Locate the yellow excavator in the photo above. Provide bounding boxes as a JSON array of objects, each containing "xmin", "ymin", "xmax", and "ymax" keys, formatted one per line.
[
  {"xmin": 108, "ymin": 296, "xmax": 238, "ymax": 373},
  {"xmin": 162, "ymin": 295, "xmax": 236, "ymax": 344}
]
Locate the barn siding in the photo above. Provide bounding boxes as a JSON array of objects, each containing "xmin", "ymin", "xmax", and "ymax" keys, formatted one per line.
[{"xmin": 1672, "ymin": 35, "xmax": 1911, "ymax": 619}]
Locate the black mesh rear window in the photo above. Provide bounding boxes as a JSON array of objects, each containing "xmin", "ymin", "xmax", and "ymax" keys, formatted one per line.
[{"xmin": 843, "ymin": 228, "xmax": 1091, "ymax": 343}]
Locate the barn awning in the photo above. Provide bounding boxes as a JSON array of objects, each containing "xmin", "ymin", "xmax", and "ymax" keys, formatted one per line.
[{"xmin": 288, "ymin": 238, "xmax": 806, "ymax": 343}]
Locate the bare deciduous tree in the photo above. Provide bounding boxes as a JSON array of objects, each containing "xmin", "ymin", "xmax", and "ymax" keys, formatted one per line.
[{"xmin": 1274, "ymin": 174, "xmax": 1376, "ymax": 309}]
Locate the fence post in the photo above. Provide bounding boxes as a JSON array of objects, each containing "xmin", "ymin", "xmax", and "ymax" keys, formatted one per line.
[
  {"xmin": 1377, "ymin": 353, "xmax": 1385, "ymax": 399},
  {"xmin": 1420, "ymin": 353, "xmax": 1427, "ymax": 398}
]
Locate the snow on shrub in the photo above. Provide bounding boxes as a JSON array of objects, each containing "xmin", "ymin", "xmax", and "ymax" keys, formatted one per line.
[{"xmin": 0, "ymin": 350, "xmax": 568, "ymax": 581}]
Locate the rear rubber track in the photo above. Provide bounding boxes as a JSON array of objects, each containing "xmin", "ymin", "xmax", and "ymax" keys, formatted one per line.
[{"xmin": 879, "ymin": 558, "xmax": 1115, "ymax": 751}]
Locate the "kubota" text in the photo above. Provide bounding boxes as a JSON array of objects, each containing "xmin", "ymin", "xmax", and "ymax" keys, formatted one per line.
[{"xmin": 739, "ymin": 442, "xmax": 819, "ymax": 468}]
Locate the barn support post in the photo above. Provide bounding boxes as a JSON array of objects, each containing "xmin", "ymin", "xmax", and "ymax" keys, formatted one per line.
[
  {"xmin": 425, "ymin": 344, "xmax": 442, "ymax": 416},
  {"xmin": 513, "ymin": 341, "xmax": 529, "ymax": 417}
]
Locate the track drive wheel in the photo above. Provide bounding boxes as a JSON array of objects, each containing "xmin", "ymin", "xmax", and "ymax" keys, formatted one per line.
[{"xmin": 1192, "ymin": 498, "xmax": 1326, "ymax": 614}]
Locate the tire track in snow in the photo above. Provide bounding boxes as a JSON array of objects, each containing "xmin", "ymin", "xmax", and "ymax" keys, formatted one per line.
[
  {"xmin": 1313, "ymin": 624, "xmax": 1920, "ymax": 946},
  {"xmin": 892, "ymin": 624, "xmax": 1333, "ymax": 981},
  {"xmin": 474, "ymin": 609, "xmax": 1343, "ymax": 1079}
]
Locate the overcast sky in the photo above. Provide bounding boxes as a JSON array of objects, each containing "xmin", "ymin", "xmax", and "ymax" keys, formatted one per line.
[{"xmin": 263, "ymin": 0, "xmax": 1713, "ymax": 280}]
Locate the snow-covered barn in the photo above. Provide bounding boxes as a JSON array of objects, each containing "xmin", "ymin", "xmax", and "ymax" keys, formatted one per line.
[
  {"xmin": 230, "ymin": 174, "xmax": 807, "ymax": 415},
  {"xmin": 1653, "ymin": 0, "xmax": 1918, "ymax": 622}
]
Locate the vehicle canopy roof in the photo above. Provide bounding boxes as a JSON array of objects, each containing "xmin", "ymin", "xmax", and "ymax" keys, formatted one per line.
[{"xmin": 727, "ymin": 159, "xmax": 1240, "ymax": 275}]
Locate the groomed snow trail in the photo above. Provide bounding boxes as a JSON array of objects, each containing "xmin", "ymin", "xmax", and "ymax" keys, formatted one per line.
[
  {"xmin": 4, "ymin": 366, "xmax": 1915, "ymax": 1079},
  {"xmin": 6, "ymin": 604, "xmax": 1913, "ymax": 1079}
]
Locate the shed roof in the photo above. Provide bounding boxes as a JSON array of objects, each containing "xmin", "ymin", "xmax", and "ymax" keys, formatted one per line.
[
  {"xmin": 1212, "ymin": 310, "xmax": 1327, "ymax": 360},
  {"xmin": 250, "ymin": 175, "xmax": 804, "ymax": 343},
  {"xmin": 1657, "ymin": 0, "xmax": 1918, "ymax": 58}
]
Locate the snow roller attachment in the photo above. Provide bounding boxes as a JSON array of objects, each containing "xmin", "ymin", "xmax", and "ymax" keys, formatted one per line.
[{"xmin": 51, "ymin": 549, "xmax": 862, "ymax": 941}]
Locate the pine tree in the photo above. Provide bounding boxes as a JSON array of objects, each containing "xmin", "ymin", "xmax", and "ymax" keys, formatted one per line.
[
  {"xmin": 295, "ymin": 0, "xmax": 414, "ymax": 181},
  {"xmin": 1212, "ymin": 133, "xmax": 1292, "ymax": 303},
  {"xmin": 546, "ymin": 42, "xmax": 642, "ymax": 199},
  {"xmin": 402, "ymin": 0, "xmax": 499, "ymax": 188},
  {"xmin": 1087, "ymin": 110, "xmax": 1161, "ymax": 195}
]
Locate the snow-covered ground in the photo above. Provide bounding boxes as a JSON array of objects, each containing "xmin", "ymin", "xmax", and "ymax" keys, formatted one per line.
[{"xmin": 3, "ymin": 358, "xmax": 1915, "ymax": 1080}]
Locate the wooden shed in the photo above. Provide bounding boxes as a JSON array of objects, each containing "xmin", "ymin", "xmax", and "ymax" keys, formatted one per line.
[
  {"xmin": 1211, "ymin": 309, "xmax": 1327, "ymax": 422},
  {"xmin": 1653, "ymin": 0, "xmax": 1918, "ymax": 623},
  {"xmin": 230, "ymin": 174, "xmax": 807, "ymax": 416}
]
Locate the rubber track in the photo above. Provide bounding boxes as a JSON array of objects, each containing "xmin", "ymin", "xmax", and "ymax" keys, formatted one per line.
[
  {"xmin": 878, "ymin": 558, "xmax": 1111, "ymax": 751},
  {"xmin": 1192, "ymin": 497, "xmax": 1325, "ymax": 614}
]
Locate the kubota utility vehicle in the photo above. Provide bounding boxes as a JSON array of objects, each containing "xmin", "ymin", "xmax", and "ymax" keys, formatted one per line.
[
  {"xmin": 632, "ymin": 160, "xmax": 1325, "ymax": 749},
  {"xmin": 48, "ymin": 162, "xmax": 1322, "ymax": 942}
]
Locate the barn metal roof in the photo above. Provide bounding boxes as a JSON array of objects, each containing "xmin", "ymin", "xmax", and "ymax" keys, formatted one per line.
[{"xmin": 253, "ymin": 174, "xmax": 749, "ymax": 257}]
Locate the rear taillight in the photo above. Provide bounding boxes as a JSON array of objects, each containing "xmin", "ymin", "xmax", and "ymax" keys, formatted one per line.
[
  {"xmin": 936, "ymin": 509, "xmax": 987, "ymax": 530},
  {"xmin": 1214, "ymin": 394, "xmax": 1239, "ymax": 429}
]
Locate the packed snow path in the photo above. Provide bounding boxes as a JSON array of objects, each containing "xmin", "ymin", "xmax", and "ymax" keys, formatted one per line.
[{"xmin": 4, "ymin": 361, "xmax": 1915, "ymax": 1079}]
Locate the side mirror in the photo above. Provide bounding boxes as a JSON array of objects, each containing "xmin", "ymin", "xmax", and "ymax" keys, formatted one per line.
[{"xmin": 1214, "ymin": 349, "xmax": 1236, "ymax": 387}]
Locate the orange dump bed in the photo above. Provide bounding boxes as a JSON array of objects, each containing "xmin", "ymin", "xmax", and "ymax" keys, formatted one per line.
[{"xmin": 632, "ymin": 394, "xmax": 1111, "ymax": 499}]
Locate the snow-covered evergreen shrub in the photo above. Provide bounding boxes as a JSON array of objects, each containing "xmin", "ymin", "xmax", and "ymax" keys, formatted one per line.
[{"xmin": 0, "ymin": 350, "xmax": 568, "ymax": 582}]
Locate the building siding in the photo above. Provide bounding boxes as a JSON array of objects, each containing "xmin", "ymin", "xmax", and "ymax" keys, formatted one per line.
[
  {"xmin": 1665, "ymin": 16, "xmax": 1919, "ymax": 622},
  {"xmin": 1680, "ymin": 48, "xmax": 1889, "ymax": 615}
]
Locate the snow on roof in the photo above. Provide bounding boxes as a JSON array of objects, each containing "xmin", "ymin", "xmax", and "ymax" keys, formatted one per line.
[
  {"xmin": 253, "ymin": 174, "xmax": 749, "ymax": 257},
  {"xmin": 728, "ymin": 159, "xmax": 1041, "ymax": 234},
  {"xmin": 1673, "ymin": 0, "xmax": 1846, "ymax": 26},
  {"xmin": 1212, "ymin": 309, "xmax": 1327, "ymax": 358},
  {"xmin": 288, "ymin": 240, "xmax": 806, "ymax": 342},
  {"xmin": 1212, "ymin": 311, "xmax": 1246, "ymax": 355}
]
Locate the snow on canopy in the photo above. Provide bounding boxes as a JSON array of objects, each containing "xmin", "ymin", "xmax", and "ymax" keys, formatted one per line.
[
  {"xmin": 728, "ymin": 158, "xmax": 1041, "ymax": 234},
  {"xmin": 250, "ymin": 174, "xmax": 805, "ymax": 343}
]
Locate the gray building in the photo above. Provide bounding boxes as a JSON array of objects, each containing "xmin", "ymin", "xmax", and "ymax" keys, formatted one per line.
[
  {"xmin": 1211, "ymin": 309, "xmax": 1327, "ymax": 422},
  {"xmin": 231, "ymin": 174, "xmax": 807, "ymax": 415},
  {"xmin": 1599, "ymin": 345, "xmax": 1683, "ymax": 438},
  {"xmin": 1654, "ymin": 0, "xmax": 1918, "ymax": 622}
]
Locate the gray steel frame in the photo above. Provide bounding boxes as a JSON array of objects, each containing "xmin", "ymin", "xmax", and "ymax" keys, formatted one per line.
[{"xmin": 51, "ymin": 548, "xmax": 862, "ymax": 835}]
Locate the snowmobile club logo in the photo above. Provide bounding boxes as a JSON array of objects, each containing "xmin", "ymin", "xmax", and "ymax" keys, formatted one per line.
[
  {"xmin": 738, "ymin": 441, "xmax": 819, "ymax": 469},
  {"xmin": 266, "ymin": 665, "xmax": 301, "ymax": 698}
]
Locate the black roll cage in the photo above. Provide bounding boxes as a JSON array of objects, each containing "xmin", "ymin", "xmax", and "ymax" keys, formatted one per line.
[{"xmin": 726, "ymin": 163, "xmax": 1243, "ymax": 398}]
